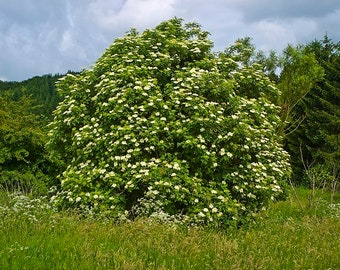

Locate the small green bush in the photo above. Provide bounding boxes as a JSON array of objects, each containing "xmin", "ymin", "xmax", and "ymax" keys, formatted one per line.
[{"xmin": 47, "ymin": 18, "xmax": 291, "ymax": 228}]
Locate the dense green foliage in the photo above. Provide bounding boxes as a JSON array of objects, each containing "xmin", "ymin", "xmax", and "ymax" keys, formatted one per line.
[
  {"xmin": 285, "ymin": 37, "xmax": 340, "ymax": 185},
  {"xmin": 0, "ymin": 73, "xmax": 75, "ymax": 193},
  {"xmin": 47, "ymin": 18, "xmax": 290, "ymax": 227},
  {"xmin": 277, "ymin": 44, "xmax": 324, "ymax": 131},
  {"xmin": 0, "ymin": 95, "xmax": 52, "ymax": 193},
  {"xmin": 0, "ymin": 74, "xmax": 63, "ymax": 118}
]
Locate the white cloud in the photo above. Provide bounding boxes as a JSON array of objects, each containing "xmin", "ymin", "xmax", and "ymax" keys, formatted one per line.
[
  {"xmin": 249, "ymin": 20, "xmax": 297, "ymax": 52},
  {"xmin": 227, "ymin": 0, "xmax": 340, "ymax": 21},
  {"xmin": 318, "ymin": 9, "xmax": 340, "ymax": 40},
  {"xmin": 66, "ymin": 1, "xmax": 75, "ymax": 28},
  {"xmin": 1, "ymin": 0, "xmax": 339, "ymax": 81},
  {"xmin": 88, "ymin": 0, "xmax": 176, "ymax": 33},
  {"xmin": 60, "ymin": 30, "xmax": 74, "ymax": 52}
]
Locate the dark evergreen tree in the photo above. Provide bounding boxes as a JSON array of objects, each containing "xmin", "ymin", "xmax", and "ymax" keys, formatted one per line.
[
  {"xmin": 0, "ymin": 73, "xmax": 68, "ymax": 119},
  {"xmin": 286, "ymin": 37, "xmax": 340, "ymax": 184}
]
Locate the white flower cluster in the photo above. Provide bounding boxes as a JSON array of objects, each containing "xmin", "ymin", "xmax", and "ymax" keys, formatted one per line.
[{"xmin": 0, "ymin": 192, "xmax": 55, "ymax": 223}]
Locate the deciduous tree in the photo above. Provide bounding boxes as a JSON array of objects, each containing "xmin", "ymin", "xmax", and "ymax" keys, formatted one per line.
[
  {"xmin": 0, "ymin": 94, "xmax": 53, "ymax": 193},
  {"xmin": 48, "ymin": 18, "xmax": 291, "ymax": 227}
]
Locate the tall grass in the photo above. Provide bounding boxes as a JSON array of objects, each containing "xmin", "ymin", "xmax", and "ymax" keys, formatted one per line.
[{"xmin": 0, "ymin": 188, "xmax": 339, "ymax": 269}]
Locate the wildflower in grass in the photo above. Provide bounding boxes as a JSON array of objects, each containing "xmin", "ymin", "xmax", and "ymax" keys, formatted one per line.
[{"xmin": 220, "ymin": 148, "xmax": 226, "ymax": 156}]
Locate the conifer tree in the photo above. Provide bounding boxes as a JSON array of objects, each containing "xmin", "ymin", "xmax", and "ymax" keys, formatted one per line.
[{"xmin": 286, "ymin": 37, "xmax": 340, "ymax": 184}]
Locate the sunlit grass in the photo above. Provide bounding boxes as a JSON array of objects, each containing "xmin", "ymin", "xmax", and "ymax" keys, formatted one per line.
[{"xmin": 0, "ymin": 188, "xmax": 339, "ymax": 269}]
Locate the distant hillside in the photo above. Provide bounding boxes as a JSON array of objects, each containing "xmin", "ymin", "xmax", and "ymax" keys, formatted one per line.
[
  {"xmin": 0, "ymin": 80, "xmax": 19, "ymax": 90},
  {"xmin": 0, "ymin": 72, "xmax": 77, "ymax": 118}
]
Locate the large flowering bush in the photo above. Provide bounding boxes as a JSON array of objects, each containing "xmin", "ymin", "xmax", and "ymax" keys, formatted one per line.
[{"xmin": 47, "ymin": 18, "xmax": 290, "ymax": 228}]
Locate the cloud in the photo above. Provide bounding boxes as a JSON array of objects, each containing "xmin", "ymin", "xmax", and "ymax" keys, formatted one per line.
[
  {"xmin": 246, "ymin": 20, "xmax": 297, "ymax": 51},
  {"xmin": 0, "ymin": 0, "xmax": 179, "ymax": 81},
  {"xmin": 0, "ymin": 0, "xmax": 71, "ymax": 79},
  {"xmin": 319, "ymin": 9, "xmax": 340, "ymax": 39},
  {"xmin": 228, "ymin": 0, "xmax": 340, "ymax": 21},
  {"xmin": 1, "ymin": 0, "xmax": 339, "ymax": 81},
  {"xmin": 87, "ymin": 0, "xmax": 176, "ymax": 34}
]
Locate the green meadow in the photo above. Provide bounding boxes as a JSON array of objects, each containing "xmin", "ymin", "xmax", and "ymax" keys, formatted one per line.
[{"xmin": 1, "ymin": 187, "xmax": 339, "ymax": 270}]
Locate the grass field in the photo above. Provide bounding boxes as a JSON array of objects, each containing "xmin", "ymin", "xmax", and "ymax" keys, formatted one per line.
[{"xmin": 0, "ymin": 187, "xmax": 339, "ymax": 269}]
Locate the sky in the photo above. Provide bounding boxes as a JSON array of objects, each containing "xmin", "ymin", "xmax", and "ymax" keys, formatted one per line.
[{"xmin": 1, "ymin": 0, "xmax": 339, "ymax": 82}]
